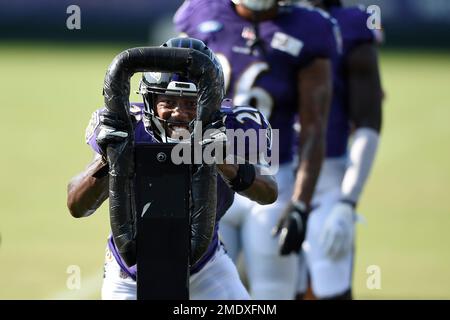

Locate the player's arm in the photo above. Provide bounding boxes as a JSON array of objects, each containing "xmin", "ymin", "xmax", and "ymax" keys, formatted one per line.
[
  {"xmin": 341, "ymin": 42, "xmax": 382, "ymax": 207},
  {"xmin": 273, "ymin": 58, "xmax": 332, "ymax": 255},
  {"xmin": 67, "ymin": 153, "xmax": 109, "ymax": 218},
  {"xmin": 218, "ymin": 162, "xmax": 277, "ymax": 205},
  {"xmin": 348, "ymin": 42, "xmax": 382, "ymax": 131},
  {"xmin": 318, "ymin": 43, "xmax": 383, "ymax": 261},
  {"xmin": 293, "ymin": 58, "xmax": 332, "ymax": 206},
  {"xmin": 67, "ymin": 108, "xmax": 130, "ymax": 218}
]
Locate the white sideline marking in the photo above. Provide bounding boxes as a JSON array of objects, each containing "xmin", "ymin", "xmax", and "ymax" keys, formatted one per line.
[{"xmin": 48, "ymin": 270, "xmax": 103, "ymax": 300}]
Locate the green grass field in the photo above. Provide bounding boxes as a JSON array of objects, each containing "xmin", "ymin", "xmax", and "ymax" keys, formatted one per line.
[{"xmin": 0, "ymin": 43, "xmax": 449, "ymax": 299}]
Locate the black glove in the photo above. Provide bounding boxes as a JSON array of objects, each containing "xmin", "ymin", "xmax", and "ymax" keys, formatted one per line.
[
  {"xmin": 272, "ymin": 201, "xmax": 310, "ymax": 256},
  {"xmin": 96, "ymin": 110, "xmax": 133, "ymax": 156}
]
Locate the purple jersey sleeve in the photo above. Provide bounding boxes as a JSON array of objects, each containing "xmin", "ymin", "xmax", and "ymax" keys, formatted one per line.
[
  {"xmin": 331, "ymin": 6, "xmax": 376, "ymax": 54},
  {"xmin": 221, "ymin": 99, "xmax": 272, "ymax": 163},
  {"xmin": 297, "ymin": 8, "xmax": 340, "ymax": 64},
  {"xmin": 173, "ymin": 0, "xmax": 223, "ymax": 42},
  {"xmin": 173, "ymin": 0, "xmax": 196, "ymax": 36}
]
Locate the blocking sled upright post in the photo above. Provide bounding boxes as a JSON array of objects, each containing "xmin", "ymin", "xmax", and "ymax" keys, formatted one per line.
[{"xmin": 134, "ymin": 144, "xmax": 190, "ymax": 300}]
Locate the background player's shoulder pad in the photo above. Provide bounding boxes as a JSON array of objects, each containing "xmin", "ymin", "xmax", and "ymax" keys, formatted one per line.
[
  {"xmin": 291, "ymin": 4, "xmax": 332, "ymax": 24},
  {"xmin": 292, "ymin": 5, "xmax": 336, "ymax": 40},
  {"xmin": 343, "ymin": 6, "xmax": 376, "ymax": 44},
  {"xmin": 297, "ymin": 7, "xmax": 338, "ymax": 59},
  {"xmin": 311, "ymin": 6, "xmax": 332, "ymax": 20},
  {"xmin": 348, "ymin": 6, "xmax": 371, "ymax": 25},
  {"xmin": 174, "ymin": 0, "xmax": 217, "ymax": 35},
  {"xmin": 313, "ymin": 8, "xmax": 336, "ymax": 33},
  {"xmin": 173, "ymin": 0, "xmax": 194, "ymax": 33}
]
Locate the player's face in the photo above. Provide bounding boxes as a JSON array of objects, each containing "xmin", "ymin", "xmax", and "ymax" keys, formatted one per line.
[{"xmin": 155, "ymin": 94, "xmax": 197, "ymax": 137}]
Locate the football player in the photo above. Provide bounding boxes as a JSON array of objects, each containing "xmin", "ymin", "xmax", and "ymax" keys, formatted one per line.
[
  {"xmin": 294, "ymin": 0, "xmax": 384, "ymax": 299},
  {"xmin": 66, "ymin": 37, "xmax": 277, "ymax": 300},
  {"xmin": 174, "ymin": 0, "xmax": 338, "ymax": 299}
]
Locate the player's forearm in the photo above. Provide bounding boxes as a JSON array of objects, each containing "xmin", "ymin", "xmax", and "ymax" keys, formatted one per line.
[
  {"xmin": 218, "ymin": 163, "xmax": 277, "ymax": 205},
  {"xmin": 343, "ymin": 43, "xmax": 383, "ymax": 206},
  {"xmin": 294, "ymin": 58, "xmax": 332, "ymax": 206},
  {"xmin": 67, "ymin": 157, "xmax": 109, "ymax": 218},
  {"xmin": 292, "ymin": 126, "xmax": 326, "ymax": 205},
  {"xmin": 340, "ymin": 128, "xmax": 379, "ymax": 207},
  {"xmin": 238, "ymin": 164, "xmax": 277, "ymax": 205},
  {"xmin": 348, "ymin": 43, "xmax": 383, "ymax": 133}
]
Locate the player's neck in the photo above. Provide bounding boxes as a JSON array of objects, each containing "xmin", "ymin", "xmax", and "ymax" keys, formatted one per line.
[{"xmin": 234, "ymin": 4, "xmax": 278, "ymax": 22}]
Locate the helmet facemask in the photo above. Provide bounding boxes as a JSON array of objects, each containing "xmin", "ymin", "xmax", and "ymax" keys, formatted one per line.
[{"xmin": 139, "ymin": 72, "xmax": 198, "ymax": 143}]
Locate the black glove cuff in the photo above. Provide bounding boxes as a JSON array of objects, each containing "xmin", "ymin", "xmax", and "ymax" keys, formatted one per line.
[{"xmin": 230, "ymin": 164, "xmax": 256, "ymax": 192}]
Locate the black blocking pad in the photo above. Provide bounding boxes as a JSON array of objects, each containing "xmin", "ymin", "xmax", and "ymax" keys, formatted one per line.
[{"xmin": 134, "ymin": 144, "xmax": 190, "ymax": 300}]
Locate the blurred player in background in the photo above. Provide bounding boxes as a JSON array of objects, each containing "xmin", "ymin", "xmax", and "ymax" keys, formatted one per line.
[
  {"xmin": 66, "ymin": 37, "xmax": 277, "ymax": 300},
  {"xmin": 175, "ymin": 0, "xmax": 338, "ymax": 299},
  {"xmin": 294, "ymin": 0, "xmax": 383, "ymax": 299}
]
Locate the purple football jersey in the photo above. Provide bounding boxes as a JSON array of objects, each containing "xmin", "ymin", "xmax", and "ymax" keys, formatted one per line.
[
  {"xmin": 324, "ymin": 5, "xmax": 377, "ymax": 158},
  {"xmin": 85, "ymin": 100, "xmax": 270, "ymax": 279},
  {"xmin": 330, "ymin": 6, "xmax": 376, "ymax": 57},
  {"xmin": 174, "ymin": 0, "xmax": 338, "ymax": 163}
]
